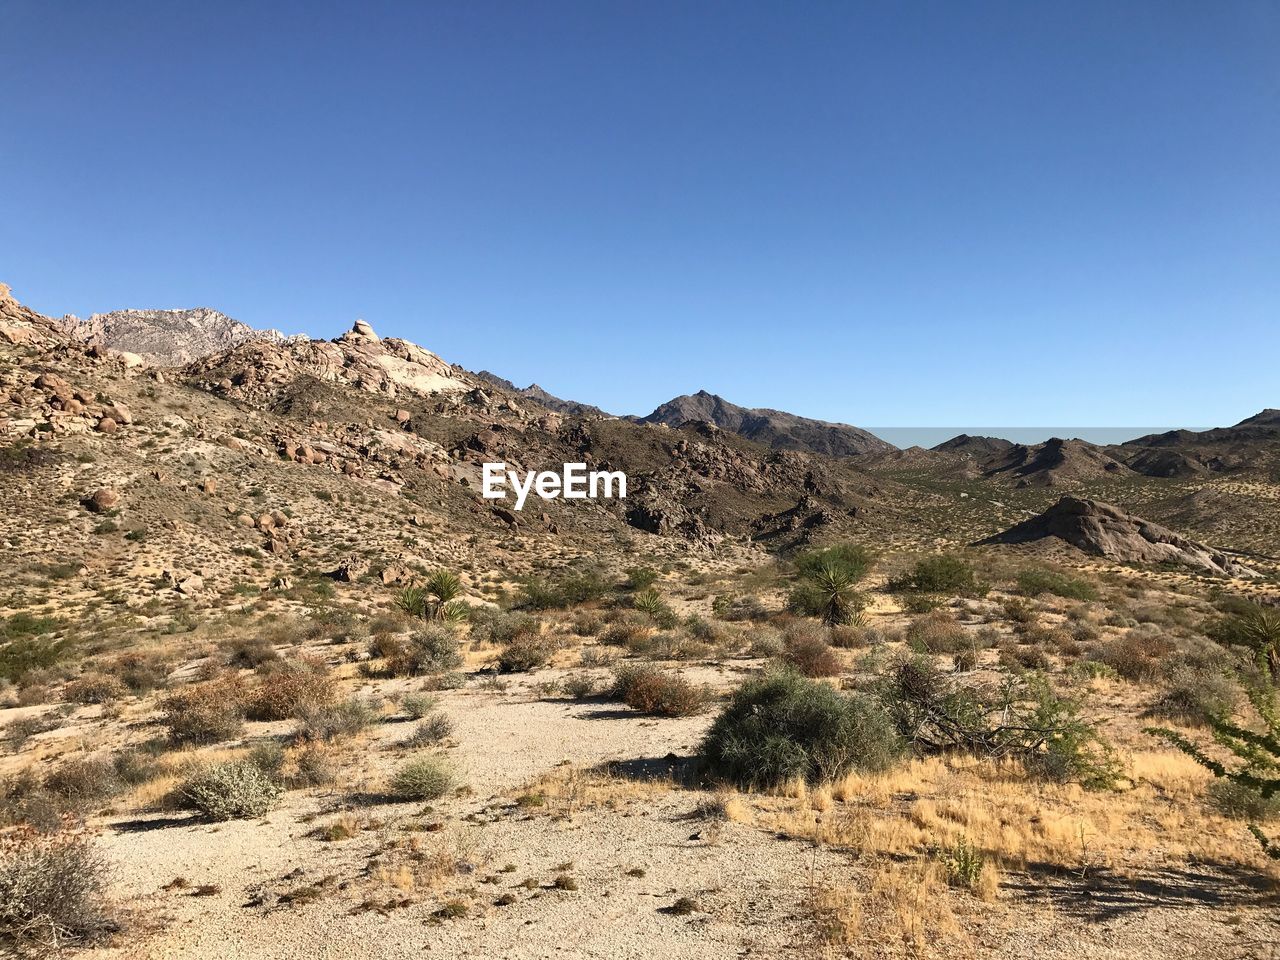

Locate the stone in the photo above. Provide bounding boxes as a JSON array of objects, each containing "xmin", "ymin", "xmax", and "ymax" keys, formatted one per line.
[
  {"xmin": 96, "ymin": 417, "xmax": 119, "ymax": 434},
  {"xmin": 87, "ymin": 488, "xmax": 120, "ymax": 512}
]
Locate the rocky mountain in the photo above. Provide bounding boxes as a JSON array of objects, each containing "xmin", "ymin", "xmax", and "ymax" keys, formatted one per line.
[
  {"xmin": 637, "ymin": 390, "xmax": 893, "ymax": 458},
  {"xmin": 59, "ymin": 306, "xmax": 303, "ymax": 366},
  {"xmin": 475, "ymin": 371, "xmax": 609, "ymax": 418},
  {"xmin": 977, "ymin": 495, "xmax": 1255, "ymax": 577},
  {"xmin": 1115, "ymin": 410, "xmax": 1280, "ymax": 476}
]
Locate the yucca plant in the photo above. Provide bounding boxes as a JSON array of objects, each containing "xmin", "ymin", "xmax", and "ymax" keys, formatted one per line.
[
  {"xmin": 1148, "ymin": 682, "xmax": 1280, "ymax": 859},
  {"xmin": 789, "ymin": 560, "xmax": 866, "ymax": 626},
  {"xmin": 423, "ymin": 570, "xmax": 465, "ymax": 621},
  {"xmin": 1239, "ymin": 609, "xmax": 1280, "ymax": 681}
]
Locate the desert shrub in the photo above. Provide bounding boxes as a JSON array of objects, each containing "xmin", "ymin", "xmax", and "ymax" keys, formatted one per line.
[
  {"xmin": 43, "ymin": 758, "xmax": 122, "ymax": 809},
  {"xmin": 600, "ymin": 620, "xmax": 651, "ymax": 649},
  {"xmin": 181, "ymin": 760, "xmax": 282, "ymax": 820},
  {"xmin": 289, "ymin": 744, "xmax": 337, "ymax": 788},
  {"xmin": 712, "ymin": 594, "xmax": 770, "ymax": 622},
  {"xmin": 746, "ymin": 626, "xmax": 785, "ymax": 658},
  {"xmin": 110, "ymin": 748, "xmax": 164, "ymax": 788},
  {"xmin": 625, "ymin": 567, "xmax": 659, "ymax": 590},
  {"xmin": 246, "ymin": 742, "xmax": 286, "ymax": 780},
  {"xmin": 106, "ymin": 653, "xmax": 169, "ymax": 694},
  {"xmin": 788, "ymin": 544, "xmax": 871, "ymax": 626},
  {"xmin": 561, "ymin": 674, "xmax": 600, "ymax": 699},
  {"xmin": 906, "ymin": 610, "xmax": 970, "ymax": 654},
  {"xmin": 496, "ymin": 624, "xmax": 557, "ymax": 672},
  {"xmin": 779, "ymin": 627, "xmax": 842, "ymax": 678},
  {"xmin": 0, "ymin": 635, "xmax": 70, "ymax": 684},
  {"xmin": 998, "ymin": 643, "xmax": 1051, "ymax": 672},
  {"xmin": 246, "ymin": 659, "xmax": 335, "ymax": 721},
  {"xmin": 827, "ymin": 624, "xmax": 867, "ymax": 650},
  {"xmin": 161, "ymin": 674, "xmax": 247, "ymax": 745},
  {"xmin": 296, "ymin": 697, "xmax": 380, "ymax": 742},
  {"xmin": 611, "ymin": 665, "xmax": 709, "ymax": 717},
  {"xmin": 382, "ymin": 627, "xmax": 463, "ymax": 677},
  {"xmin": 1207, "ymin": 608, "xmax": 1280, "ymax": 681},
  {"xmin": 700, "ymin": 670, "xmax": 902, "ymax": 789},
  {"xmin": 389, "ymin": 756, "xmax": 455, "ymax": 800},
  {"xmin": 514, "ymin": 568, "xmax": 609, "ymax": 611},
  {"xmin": 1093, "ymin": 630, "xmax": 1174, "ymax": 682},
  {"xmin": 890, "ymin": 555, "xmax": 986, "ymax": 597},
  {"xmin": 401, "ymin": 692, "xmax": 438, "ymax": 719},
  {"xmin": 403, "ymin": 714, "xmax": 453, "ymax": 746},
  {"xmin": 1145, "ymin": 666, "xmax": 1238, "ymax": 727},
  {"xmin": 1208, "ymin": 779, "xmax": 1280, "ymax": 821},
  {"xmin": 900, "ymin": 593, "xmax": 943, "ymax": 614},
  {"xmin": 224, "ymin": 636, "xmax": 279, "ymax": 669},
  {"xmin": 1015, "ymin": 568, "xmax": 1098, "ymax": 601},
  {"xmin": 1001, "ymin": 598, "xmax": 1039, "ymax": 625},
  {"xmin": 63, "ymin": 674, "xmax": 128, "ymax": 706},
  {"xmin": 953, "ymin": 647, "xmax": 979, "ymax": 672},
  {"xmin": 0, "ymin": 825, "xmax": 115, "ymax": 951},
  {"xmin": 877, "ymin": 658, "xmax": 1120, "ymax": 790}
]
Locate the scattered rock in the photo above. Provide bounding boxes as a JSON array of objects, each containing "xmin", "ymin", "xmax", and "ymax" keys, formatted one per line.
[{"xmin": 86, "ymin": 488, "xmax": 120, "ymax": 513}]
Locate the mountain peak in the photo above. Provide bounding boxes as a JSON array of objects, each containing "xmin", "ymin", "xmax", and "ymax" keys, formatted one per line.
[{"xmin": 61, "ymin": 306, "xmax": 299, "ymax": 366}]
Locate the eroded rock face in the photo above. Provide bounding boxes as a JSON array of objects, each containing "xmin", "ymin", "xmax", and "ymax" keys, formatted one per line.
[
  {"xmin": 60, "ymin": 307, "xmax": 304, "ymax": 366},
  {"xmin": 978, "ymin": 496, "xmax": 1256, "ymax": 577}
]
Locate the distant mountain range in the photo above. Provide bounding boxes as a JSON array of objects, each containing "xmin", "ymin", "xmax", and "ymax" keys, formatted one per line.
[{"xmin": 474, "ymin": 371, "xmax": 609, "ymax": 418}]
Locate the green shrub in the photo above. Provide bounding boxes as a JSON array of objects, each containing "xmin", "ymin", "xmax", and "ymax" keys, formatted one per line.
[
  {"xmin": 1145, "ymin": 666, "xmax": 1238, "ymax": 727},
  {"xmin": 296, "ymin": 697, "xmax": 380, "ymax": 741},
  {"xmin": 890, "ymin": 555, "xmax": 986, "ymax": 597},
  {"xmin": 1016, "ymin": 568, "xmax": 1098, "ymax": 601},
  {"xmin": 625, "ymin": 567, "xmax": 659, "ymax": 590},
  {"xmin": 700, "ymin": 670, "xmax": 902, "ymax": 789},
  {"xmin": 390, "ymin": 756, "xmax": 456, "ymax": 800},
  {"xmin": 906, "ymin": 610, "xmax": 971, "ymax": 654},
  {"xmin": 632, "ymin": 589, "xmax": 676, "ymax": 626},
  {"xmin": 43, "ymin": 758, "xmax": 122, "ymax": 809},
  {"xmin": 403, "ymin": 714, "xmax": 453, "ymax": 746},
  {"xmin": 401, "ymin": 693, "xmax": 439, "ymax": 719},
  {"xmin": 181, "ymin": 760, "xmax": 282, "ymax": 820},
  {"xmin": 497, "ymin": 629, "xmax": 557, "ymax": 672},
  {"xmin": 161, "ymin": 675, "xmax": 247, "ymax": 745},
  {"xmin": 779, "ymin": 625, "xmax": 842, "ymax": 678},
  {"xmin": 611, "ymin": 665, "xmax": 709, "ymax": 717},
  {"xmin": 382, "ymin": 627, "xmax": 463, "ymax": 677}
]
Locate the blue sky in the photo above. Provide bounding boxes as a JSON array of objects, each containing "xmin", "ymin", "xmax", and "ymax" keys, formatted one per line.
[{"xmin": 2, "ymin": 1, "xmax": 1277, "ymax": 435}]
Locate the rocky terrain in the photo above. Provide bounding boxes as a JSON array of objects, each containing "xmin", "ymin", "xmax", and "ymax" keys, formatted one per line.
[
  {"xmin": 59, "ymin": 308, "xmax": 303, "ymax": 367},
  {"xmin": 475, "ymin": 371, "xmax": 610, "ymax": 418},
  {"xmin": 637, "ymin": 389, "xmax": 894, "ymax": 458},
  {"xmin": 2, "ymin": 281, "xmax": 1279, "ymax": 960}
]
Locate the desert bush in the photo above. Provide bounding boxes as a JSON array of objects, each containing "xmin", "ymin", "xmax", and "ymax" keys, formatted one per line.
[
  {"xmin": 827, "ymin": 624, "xmax": 867, "ymax": 650},
  {"xmin": 700, "ymin": 670, "xmax": 902, "ymax": 789},
  {"xmin": 246, "ymin": 658, "xmax": 335, "ymax": 721},
  {"xmin": 403, "ymin": 714, "xmax": 453, "ymax": 746},
  {"xmin": 561, "ymin": 674, "xmax": 600, "ymax": 699},
  {"xmin": 389, "ymin": 756, "xmax": 456, "ymax": 800},
  {"xmin": 1208, "ymin": 779, "xmax": 1280, "ymax": 821},
  {"xmin": 42, "ymin": 758, "xmax": 122, "ymax": 809},
  {"xmin": 401, "ymin": 692, "xmax": 438, "ymax": 719},
  {"xmin": 289, "ymin": 744, "xmax": 337, "ymax": 788},
  {"xmin": 1145, "ymin": 666, "xmax": 1238, "ymax": 727},
  {"xmin": 0, "ymin": 635, "xmax": 70, "ymax": 685},
  {"xmin": 515, "ymin": 568, "xmax": 609, "ymax": 611},
  {"xmin": 382, "ymin": 627, "xmax": 463, "ymax": 677},
  {"xmin": 1149, "ymin": 682, "xmax": 1280, "ymax": 857},
  {"xmin": 1207, "ymin": 608, "xmax": 1280, "ymax": 681},
  {"xmin": 395, "ymin": 571, "xmax": 469, "ymax": 622},
  {"xmin": 0, "ymin": 824, "xmax": 115, "ymax": 951},
  {"xmin": 246, "ymin": 742, "xmax": 286, "ymax": 780},
  {"xmin": 998, "ymin": 642, "xmax": 1051, "ymax": 672},
  {"xmin": 296, "ymin": 697, "xmax": 380, "ymax": 742},
  {"xmin": 105, "ymin": 653, "xmax": 169, "ymax": 694},
  {"xmin": 906, "ymin": 610, "xmax": 970, "ymax": 655},
  {"xmin": 1015, "ymin": 568, "xmax": 1098, "ymax": 601},
  {"xmin": 877, "ymin": 658, "xmax": 1120, "ymax": 789},
  {"xmin": 779, "ymin": 626, "xmax": 843, "ymax": 678},
  {"xmin": 1093, "ymin": 630, "xmax": 1175, "ymax": 682},
  {"xmin": 712, "ymin": 594, "xmax": 770, "ymax": 622},
  {"xmin": 788, "ymin": 544, "xmax": 871, "ymax": 626},
  {"xmin": 626, "ymin": 567, "xmax": 659, "ymax": 590},
  {"xmin": 161, "ymin": 674, "xmax": 247, "ymax": 745},
  {"xmin": 746, "ymin": 625, "xmax": 785, "ymax": 658},
  {"xmin": 600, "ymin": 620, "xmax": 651, "ymax": 649},
  {"xmin": 496, "ymin": 624, "xmax": 557, "ymax": 672},
  {"xmin": 1000, "ymin": 598, "xmax": 1039, "ymax": 625},
  {"xmin": 181, "ymin": 760, "xmax": 282, "ymax": 820},
  {"xmin": 63, "ymin": 674, "xmax": 128, "ymax": 706},
  {"xmin": 224, "ymin": 636, "xmax": 279, "ymax": 669},
  {"xmin": 890, "ymin": 555, "xmax": 986, "ymax": 597},
  {"xmin": 611, "ymin": 665, "xmax": 709, "ymax": 717},
  {"xmin": 632, "ymin": 589, "xmax": 678, "ymax": 627}
]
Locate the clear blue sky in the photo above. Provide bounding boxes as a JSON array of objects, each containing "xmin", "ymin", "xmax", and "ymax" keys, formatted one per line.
[{"xmin": 2, "ymin": 1, "xmax": 1277, "ymax": 434}]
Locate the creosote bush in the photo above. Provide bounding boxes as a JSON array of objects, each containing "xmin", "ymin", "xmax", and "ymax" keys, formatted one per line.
[
  {"xmin": 181, "ymin": 760, "xmax": 282, "ymax": 820},
  {"xmin": 779, "ymin": 624, "xmax": 843, "ymax": 678},
  {"xmin": 390, "ymin": 756, "xmax": 456, "ymax": 800},
  {"xmin": 611, "ymin": 665, "xmax": 709, "ymax": 717},
  {"xmin": 161, "ymin": 674, "xmax": 247, "ymax": 745},
  {"xmin": 700, "ymin": 670, "xmax": 903, "ymax": 790},
  {"xmin": 246, "ymin": 658, "xmax": 336, "ymax": 721},
  {"xmin": 379, "ymin": 627, "xmax": 463, "ymax": 677},
  {"xmin": 890, "ymin": 555, "xmax": 986, "ymax": 597},
  {"xmin": 1015, "ymin": 568, "xmax": 1098, "ymax": 602}
]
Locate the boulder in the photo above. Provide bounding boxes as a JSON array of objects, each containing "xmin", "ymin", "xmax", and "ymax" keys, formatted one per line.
[
  {"xmin": 86, "ymin": 488, "xmax": 120, "ymax": 513},
  {"xmin": 96, "ymin": 417, "xmax": 119, "ymax": 434}
]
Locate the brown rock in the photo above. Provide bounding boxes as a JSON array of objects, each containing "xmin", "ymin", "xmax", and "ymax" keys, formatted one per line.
[
  {"xmin": 329, "ymin": 557, "xmax": 369, "ymax": 582},
  {"xmin": 395, "ymin": 409, "xmax": 411, "ymax": 424},
  {"xmin": 255, "ymin": 513, "xmax": 275, "ymax": 531},
  {"xmin": 87, "ymin": 488, "xmax": 120, "ymax": 512},
  {"xmin": 96, "ymin": 417, "xmax": 119, "ymax": 434},
  {"xmin": 380, "ymin": 564, "xmax": 412, "ymax": 586},
  {"xmin": 199, "ymin": 478, "xmax": 217, "ymax": 494},
  {"xmin": 235, "ymin": 513, "xmax": 255, "ymax": 528}
]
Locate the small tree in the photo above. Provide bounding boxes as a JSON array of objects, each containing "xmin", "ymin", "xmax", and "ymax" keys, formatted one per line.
[{"xmin": 1148, "ymin": 682, "xmax": 1280, "ymax": 859}]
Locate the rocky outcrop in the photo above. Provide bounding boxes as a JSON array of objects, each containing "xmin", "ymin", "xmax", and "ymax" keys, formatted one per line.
[
  {"xmin": 978, "ymin": 496, "xmax": 1255, "ymax": 577},
  {"xmin": 59, "ymin": 307, "xmax": 304, "ymax": 366},
  {"xmin": 186, "ymin": 319, "xmax": 475, "ymax": 404}
]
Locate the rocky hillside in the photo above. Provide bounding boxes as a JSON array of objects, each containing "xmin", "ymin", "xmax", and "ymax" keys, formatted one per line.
[
  {"xmin": 637, "ymin": 390, "xmax": 893, "ymax": 458},
  {"xmin": 475, "ymin": 371, "xmax": 609, "ymax": 418},
  {"xmin": 978, "ymin": 495, "xmax": 1255, "ymax": 577},
  {"xmin": 59, "ymin": 306, "xmax": 302, "ymax": 366}
]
